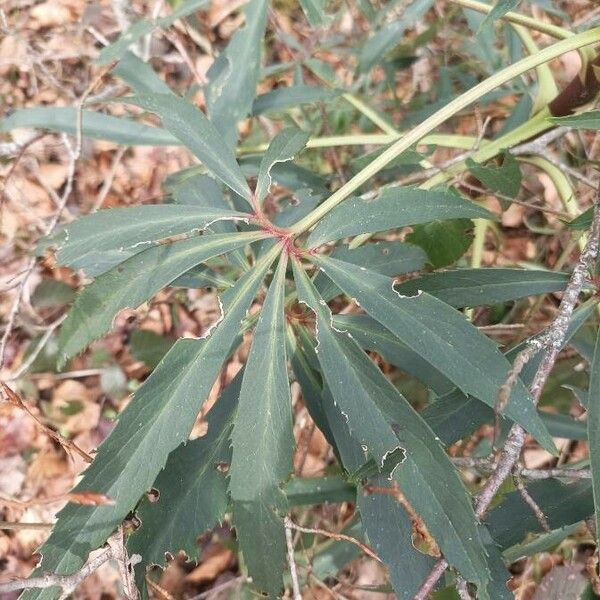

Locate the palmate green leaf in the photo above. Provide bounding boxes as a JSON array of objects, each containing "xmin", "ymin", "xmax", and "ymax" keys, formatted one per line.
[
  {"xmin": 307, "ymin": 187, "xmax": 494, "ymax": 247},
  {"xmin": 255, "ymin": 128, "xmax": 310, "ymax": 203},
  {"xmin": 395, "ymin": 268, "xmax": 571, "ymax": 308},
  {"xmin": 357, "ymin": 474, "xmax": 436, "ymax": 599},
  {"xmin": 466, "ymin": 152, "xmax": 522, "ymax": 198},
  {"xmin": 124, "ymin": 94, "xmax": 252, "ymax": 201},
  {"xmin": 57, "ymin": 231, "xmax": 266, "ymax": 365},
  {"xmin": 205, "ymin": 0, "xmax": 268, "ymax": 146},
  {"xmin": 311, "ymin": 255, "xmax": 556, "ymax": 453},
  {"xmin": 1, "ymin": 107, "xmax": 177, "ymax": 146},
  {"xmin": 127, "ymin": 372, "xmax": 243, "ymax": 593},
  {"xmin": 47, "ymin": 204, "xmax": 252, "ymax": 274},
  {"xmin": 21, "ymin": 251, "xmax": 277, "ymax": 600},
  {"xmin": 588, "ymin": 325, "xmax": 600, "ymax": 545},
  {"xmin": 292, "ymin": 262, "xmax": 496, "ymax": 595},
  {"xmin": 251, "ymin": 85, "xmax": 341, "ymax": 115},
  {"xmin": 230, "ymin": 256, "xmax": 293, "ymax": 597}
]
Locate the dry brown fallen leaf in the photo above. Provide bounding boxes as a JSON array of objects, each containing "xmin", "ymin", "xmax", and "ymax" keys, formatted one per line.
[{"xmin": 185, "ymin": 546, "xmax": 235, "ymax": 585}]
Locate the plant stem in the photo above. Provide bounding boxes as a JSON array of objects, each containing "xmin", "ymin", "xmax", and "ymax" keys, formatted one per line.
[
  {"xmin": 448, "ymin": 0, "xmax": 572, "ymax": 39},
  {"xmin": 289, "ymin": 28, "xmax": 600, "ymax": 237},
  {"xmin": 341, "ymin": 93, "xmax": 397, "ymax": 135},
  {"xmin": 238, "ymin": 133, "xmax": 481, "ymax": 155}
]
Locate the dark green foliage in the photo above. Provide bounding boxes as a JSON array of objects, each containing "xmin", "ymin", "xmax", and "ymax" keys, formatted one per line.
[{"xmin": 14, "ymin": 5, "xmax": 600, "ymax": 600}]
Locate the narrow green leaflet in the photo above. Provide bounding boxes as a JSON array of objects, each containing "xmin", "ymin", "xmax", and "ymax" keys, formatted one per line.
[
  {"xmin": 567, "ymin": 206, "xmax": 594, "ymax": 230},
  {"xmin": 357, "ymin": 475, "xmax": 436, "ymax": 600},
  {"xmin": 334, "ymin": 314, "xmax": 454, "ymax": 395},
  {"xmin": 292, "ymin": 262, "xmax": 495, "ymax": 595},
  {"xmin": 285, "ymin": 476, "xmax": 356, "ymax": 506},
  {"xmin": 479, "ymin": 0, "xmax": 521, "ymax": 32},
  {"xmin": 299, "ymin": 0, "xmax": 333, "ymax": 27},
  {"xmin": 128, "ymin": 372, "xmax": 243, "ymax": 592},
  {"xmin": 49, "ymin": 204, "xmax": 252, "ymax": 274},
  {"xmin": 358, "ymin": 0, "xmax": 434, "ymax": 71},
  {"xmin": 307, "ymin": 187, "xmax": 494, "ymax": 247},
  {"xmin": 314, "ymin": 241, "xmax": 427, "ymax": 302},
  {"xmin": 255, "ymin": 128, "xmax": 310, "ymax": 203},
  {"xmin": 113, "ymin": 52, "xmax": 173, "ymax": 95},
  {"xmin": 230, "ymin": 256, "xmax": 293, "ymax": 597},
  {"xmin": 293, "ymin": 262, "xmax": 406, "ymax": 470},
  {"xmin": 252, "ymin": 85, "xmax": 340, "ymax": 115},
  {"xmin": 97, "ymin": 0, "xmax": 211, "ymax": 64},
  {"xmin": 205, "ymin": 0, "xmax": 268, "ymax": 146},
  {"xmin": 124, "ymin": 94, "xmax": 252, "ymax": 201},
  {"xmin": 466, "ymin": 152, "xmax": 522, "ymax": 198},
  {"xmin": 311, "ymin": 255, "xmax": 556, "ymax": 453},
  {"xmin": 550, "ymin": 110, "xmax": 600, "ymax": 129},
  {"xmin": 1, "ymin": 107, "xmax": 176, "ymax": 146},
  {"xmin": 588, "ymin": 326, "xmax": 600, "ymax": 545},
  {"xmin": 394, "ymin": 268, "xmax": 570, "ymax": 308},
  {"xmin": 58, "ymin": 231, "xmax": 266, "ymax": 365},
  {"xmin": 487, "ymin": 479, "xmax": 593, "ymax": 550},
  {"xmin": 21, "ymin": 253, "xmax": 277, "ymax": 600},
  {"xmin": 423, "ymin": 301, "xmax": 598, "ymax": 446}
]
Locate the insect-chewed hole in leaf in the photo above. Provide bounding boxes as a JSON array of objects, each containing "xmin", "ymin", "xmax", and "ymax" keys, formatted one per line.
[
  {"xmin": 215, "ymin": 461, "xmax": 230, "ymax": 473},
  {"xmin": 146, "ymin": 488, "xmax": 160, "ymax": 503}
]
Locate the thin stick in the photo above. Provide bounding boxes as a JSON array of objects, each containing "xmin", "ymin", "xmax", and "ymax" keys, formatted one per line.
[
  {"xmin": 1, "ymin": 383, "xmax": 93, "ymax": 463},
  {"xmin": 285, "ymin": 517, "xmax": 382, "ymax": 563},
  {"xmin": 0, "ymin": 549, "xmax": 111, "ymax": 594},
  {"xmin": 515, "ymin": 475, "xmax": 550, "ymax": 532},
  {"xmin": 413, "ymin": 189, "xmax": 600, "ymax": 598},
  {"xmin": 284, "ymin": 517, "xmax": 302, "ymax": 600},
  {"xmin": 0, "ymin": 62, "xmax": 116, "ymax": 371},
  {"xmin": 0, "ymin": 521, "xmax": 53, "ymax": 530}
]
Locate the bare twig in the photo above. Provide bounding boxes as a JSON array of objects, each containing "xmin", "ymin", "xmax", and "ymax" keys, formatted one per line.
[
  {"xmin": 0, "ymin": 63, "xmax": 115, "ymax": 371},
  {"xmin": 452, "ymin": 457, "xmax": 592, "ymax": 480},
  {"xmin": 1, "ymin": 383, "xmax": 93, "ymax": 463},
  {"xmin": 493, "ymin": 344, "xmax": 541, "ymax": 446},
  {"xmin": 456, "ymin": 576, "xmax": 473, "ymax": 600},
  {"xmin": 6, "ymin": 314, "xmax": 66, "ymax": 381},
  {"xmin": 0, "ymin": 521, "xmax": 53, "ymax": 530},
  {"xmin": 510, "ymin": 126, "xmax": 572, "ymax": 156},
  {"xmin": 284, "ymin": 517, "xmax": 302, "ymax": 600},
  {"xmin": 284, "ymin": 517, "xmax": 382, "ymax": 563},
  {"xmin": 515, "ymin": 475, "xmax": 550, "ymax": 532},
  {"xmin": 414, "ymin": 188, "xmax": 600, "ymax": 599},
  {"xmin": 107, "ymin": 528, "xmax": 140, "ymax": 600},
  {"xmin": 0, "ymin": 549, "xmax": 111, "ymax": 595}
]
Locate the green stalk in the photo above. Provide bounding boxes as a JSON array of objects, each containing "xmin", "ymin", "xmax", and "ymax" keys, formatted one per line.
[
  {"xmin": 449, "ymin": 0, "xmax": 572, "ymax": 39},
  {"xmin": 238, "ymin": 133, "xmax": 481, "ymax": 155},
  {"xmin": 421, "ymin": 107, "xmax": 552, "ymax": 190},
  {"xmin": 290, "ymin": 28, "xmax": 600, "ymax": 237},
  {"xmin": 341, "ymin": 93, "xmax": 397, "ymax": 135},
  {"xmin": 511, "ymin": 24, "xmax": 558, "ymax": 111}
]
